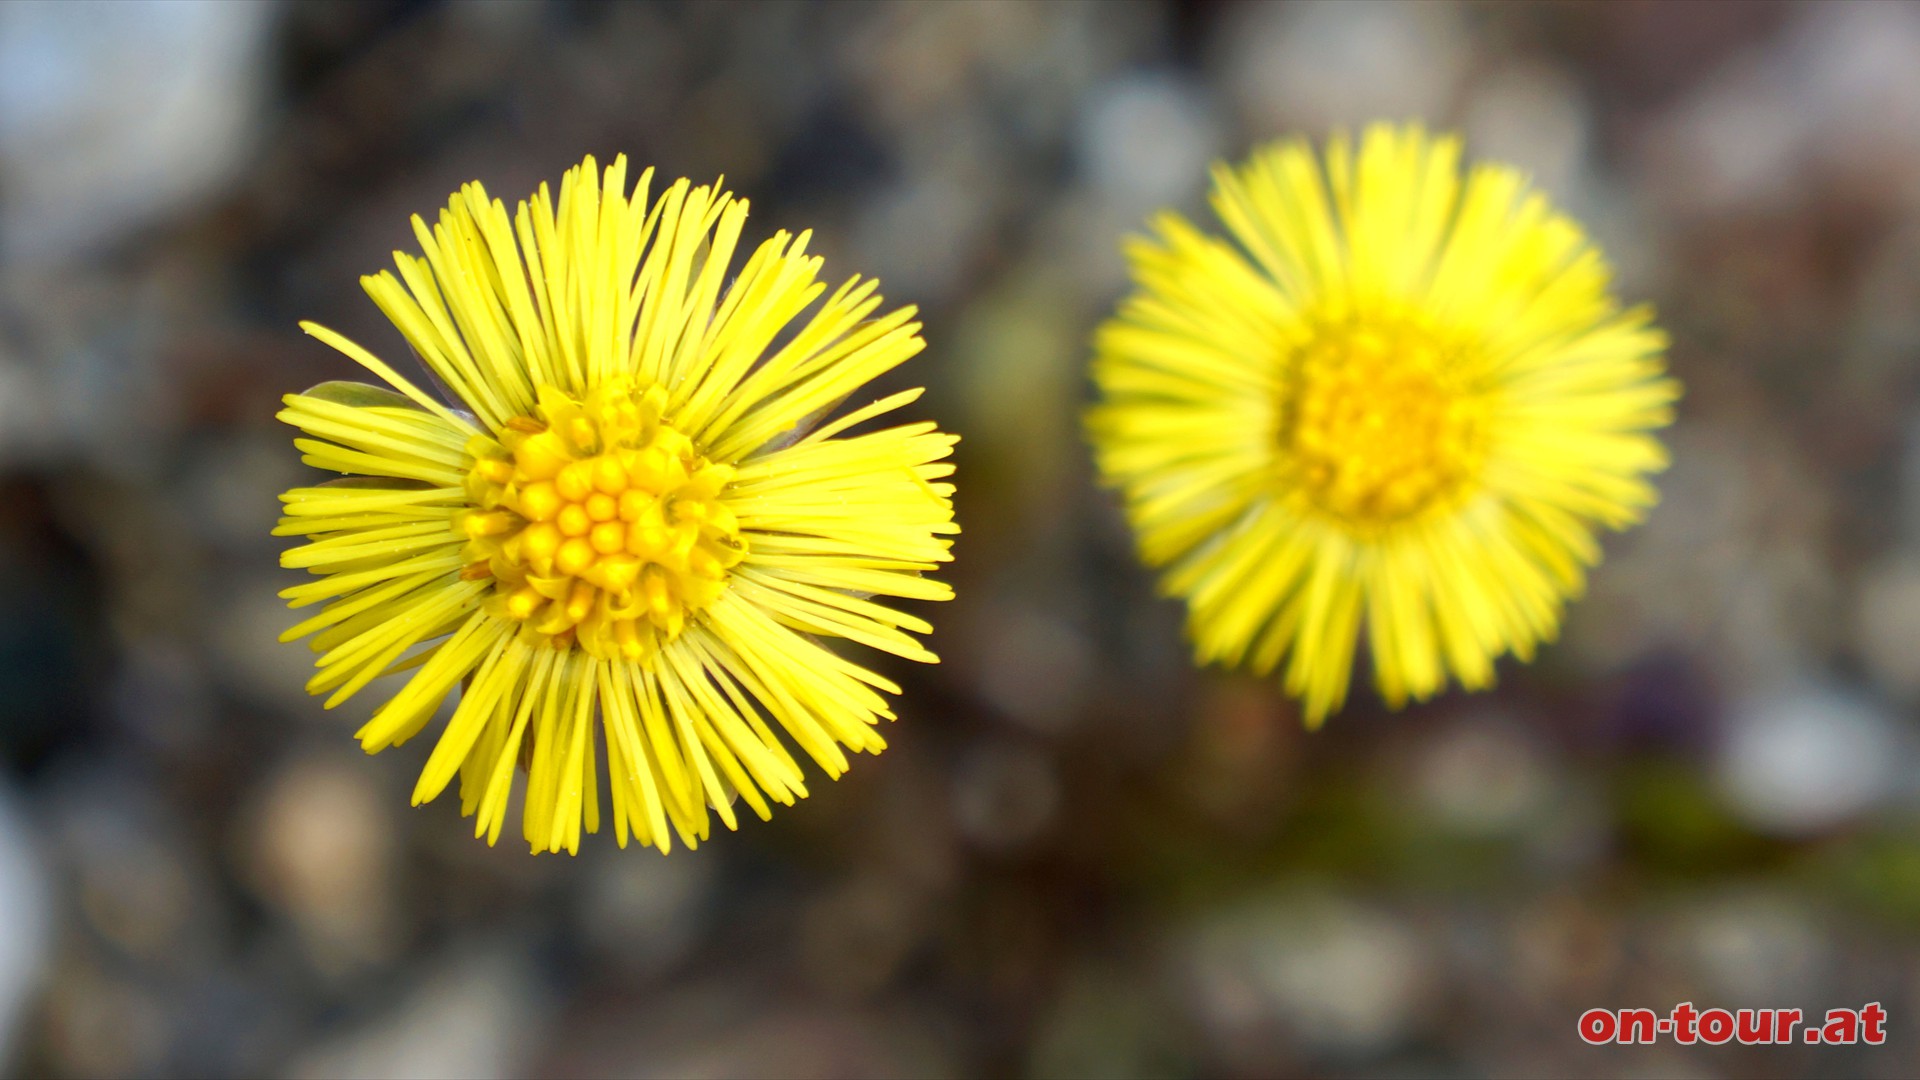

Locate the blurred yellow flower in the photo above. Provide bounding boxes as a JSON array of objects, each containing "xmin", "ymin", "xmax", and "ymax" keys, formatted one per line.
[
  {"xmin": 278, "ymin": 156, "xmax": 957, "ymax": 853},
  {"xmin": 1088, "ymin": 122, "xmax": 1677, "ymax": 725}
]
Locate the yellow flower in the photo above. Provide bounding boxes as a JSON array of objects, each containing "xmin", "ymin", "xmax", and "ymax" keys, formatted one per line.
[
  {"xmin": 278, "ymin": 156, "xmax": 957, "ymax": 854},
  {"xmin": 1087, "ymin": 123, "xmax": 1677, "ymax": 725}
]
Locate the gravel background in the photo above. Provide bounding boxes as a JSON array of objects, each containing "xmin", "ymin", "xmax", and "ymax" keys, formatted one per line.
[{"xmin": 3, "ymin": 2, "xmax": 1920, "ymax": 1076}]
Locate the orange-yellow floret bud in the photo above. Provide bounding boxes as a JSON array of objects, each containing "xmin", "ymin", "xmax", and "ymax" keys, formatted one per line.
[
  {"xmin": 557, "ymin": 504, "xmax": 592, "ymax": 538},
  {"xmin": 593, "ymin": 456, "xmax": 628, "ymax": 495},
  {"xmin": 513, "ymin": 432, "xmax": 570, "ymax": 480},
  {"xmin": 463, "ymin": 511, "xmax": 513, "ymax": 538},
  {"xmin": 520, "ymin": 522, "xmax": 562, "ymax": 566},
  {"xmin": 643, "ymin": 568, "xmax": 672, "ymax": 619},
  {"xmin": 590, "ymin": 520, "xmax": 625, "ymax": 555},
  {"xmin": 518, "ymin": 481, "xmax": 561, "ymax": 522},
  {"xmin": 557, "ymin": 537, "xmax": 596, "ymax": 576},
  {"xmin": 506, "ymin": 586, "xmax": 543, "ymax": 620},
  {"xmin": 565, "ymin": 580, "xmax": 596, "ymax": 621},
  {"xmin": 615, "ymin": 619, "xmax": 645, "ymax": 660},
  {"xmin": 555, "ymin": 463, "xmax": 593, "ymax": 502}
]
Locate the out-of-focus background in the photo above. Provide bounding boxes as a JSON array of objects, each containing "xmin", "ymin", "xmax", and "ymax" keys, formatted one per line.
[{"xmin": 2, "ymin": 0, "xmax": 1920, "ymax": 1075}]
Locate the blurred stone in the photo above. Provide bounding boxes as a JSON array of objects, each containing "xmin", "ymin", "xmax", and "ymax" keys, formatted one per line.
[
  {"xmin": 1184, "ymin": 891, "xmax": 1429, "ymax": 1059},
  {"xmin": 1895, "ymin": 413, "xmax": 1920, "ymax": 550},
  {"xmin": 0, "ymin": 785, "xmax": 49, "ymax": 1067},
  {"xmin": 1852, "ymin": 553, "xmax": 1920, "ymax": 701},
  {"xmin": 1640, "ymin": 47, "xmax": 1801, "ymax": 216},
  {"xmin": 0, "ymin": 270, "xmax": 179, "ymax": 471},
  {"xmin": 1077, "ymin": 70, "xmax": 1221, "ymax": 210},
  {"xmin": 1714, "ymin": 682, "xmax": 1904, "ymax": 837},
  {"xmin": 168, "ymin": 969, "xmax": 296, "ymax": 1079},
  {"xmin": 1505, "ymin": 895, "xmax": 1624, "ymax": 1006},
  {"xmin": 0, "ymin": 0, "xmax": 276, "ymax": 262},
  {"xmin": 1836, "ymin": 227, "xmax": 1920, "ymax": 430},
  {"xmin": 178, "ymin": 431, "xmax": 309, "ymax": 554},
  {"xmin": 797, "ymin": 874, "xmax": 929, "ymax": 999},
  {"xmin": 574, "ymin": 849, "xmax": 713, "ymax": 979},
  {"xmin": 864, "ymin": 751, "xmax": 963, "ymax": 892},
  {"xmin": 445, "ymin": 0, "xmax": 547, "ymax": 37},
  {"xmin": 286, "ymin": 946, "xmax": 550, "ymax": 1080},
  {"xmin": 0, "ymin": 478, "xmax": 105, "ymax": 768},
  {"xmin": 849, "ymin": 119, "xmax": 999, "ymax": 305},
  {"xmin": 0, "ymin": 349, "xmax": 59, "ymax": 467},
  {"xmin": 949, "ymin": 262, "xmax": 1085, "ymax": 517},
  {"xmin": 1216, "ymin": 0, "xmax": 1469, "ymax": 136},
  {"xmin": 951, "ymin": 738, "xmax": 1060, "ymax": 852},
  {"xmin": 54, "ymin": 789, "xmax": 199, "ymax": 963},
  {"xmin": 842, "ymin": 0, "xmax": 1141, "ymax": 146},
  {"xmin": 208, "ymin": 573, "xmax": 339, "ymax": 715},
  {"xmin": 974, "ymin": 602, "xmax": 1094, "ymax": 736},
  {"xmin": 842, "ymin": 2, "xmax": 1033, "ymax": 134},
  {"xmin": 1047, "ymin": 186, "xmax": 1149, "ymax": 302},
  {"xmin": 244, "ymin": 752, "xmax": 398, "ymax": 973},
  {"xmin": 1028, "ymin": 958, "xmax": 1189, "ymax": 1079},
  {"xmin": 1788, "ymin": 1, "xmax": 1920, "ymax": 190},
  {"xmin": 1641, "ymin": 1, "xmax": 1920, "ymax": 217},
  {"xmin": 1520, "ymin": 779, "xmax": 1612, "ymax": 878},
  {"xmin": 1062, "ymin": 69, "xmax": 1224, "ymax": 301},
  {"xmin": 1606, "ymin": 651, "xmax": 1721, "ymax": 754},
  {"xmin": 822, "ymin": 1, "xmax": 1125, "ymax": 317},
  {"xmin": 1411, "ymin": 715, "xmax": 1553, "ymax": 837},
  {"xmin": 1564, "ymin": 421, "xmax": 1835, "ymax": 694},
  {"xmin": 1174, "ymin": 677, "xmax": 1294, "ymax": 831},
  {"xmin": 541, "ymin": 989, "xmax": 957, "ymax": 1080},
  {"xmin": 1460, "ymin": 61, "xmax": 1591, "ymax": 203},
  {"xmin": 1661, "ymin": 889, "xmax": 1833, "ymax": 1008},
  {"xmin": 40, "ymin": 956, "xmax": 170, "ymax": 1078},
  {"xmin": 107, "ymin": 637, "xmax": 214, "ymax": 757}
]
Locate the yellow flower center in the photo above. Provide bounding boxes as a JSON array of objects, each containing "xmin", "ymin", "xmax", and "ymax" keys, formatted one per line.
[
  {"xmin": 458, "ymin": 378, "xmax": 745, "ymax": 661},
  {"xmin": 1282, "ymin": 316, "xmax": 1490, "ymax": 527}
]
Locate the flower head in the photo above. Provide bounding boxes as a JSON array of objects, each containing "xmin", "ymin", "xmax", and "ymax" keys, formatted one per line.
[
  {"xmin": 279, "ymin": 156, "xmax": 957, "ymax": 853},
  {"xmin": 1087, "ymin": 123, "xmax": 1677, "ymax": 725}
]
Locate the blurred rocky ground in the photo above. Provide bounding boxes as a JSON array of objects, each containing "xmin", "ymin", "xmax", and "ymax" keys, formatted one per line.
[{"xmin": 2, "ymin": 1, "xmax": 1920, "ymax": 1076}]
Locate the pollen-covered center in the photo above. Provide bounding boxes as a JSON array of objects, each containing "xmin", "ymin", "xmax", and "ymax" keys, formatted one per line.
[
  {"xmin": 459, "ymin": 378, "xmax": 745, "ymax": 661},
  {"xmin": 1282, "ymin": 317, "xmax": 1490, "ymax": 527}
]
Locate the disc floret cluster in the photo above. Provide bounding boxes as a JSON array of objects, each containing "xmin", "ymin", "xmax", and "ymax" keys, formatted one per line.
[{"xmin": 461, "ymin": 378, "xmax": 746, "ymax": 662}]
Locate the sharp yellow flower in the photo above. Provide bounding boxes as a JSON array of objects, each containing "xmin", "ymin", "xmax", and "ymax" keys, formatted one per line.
[
  {"xmin": 277, "ymin": 156, "xmax": 957, "ymax": 854},
  {"xmin": 1087, "ymin": 123, "xmax": 1677, "ymax": 725}
]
